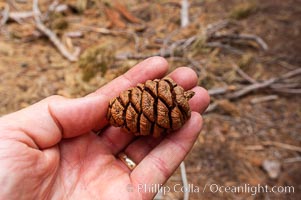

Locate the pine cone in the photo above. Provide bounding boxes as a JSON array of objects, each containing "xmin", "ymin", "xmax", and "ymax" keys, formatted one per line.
[{"xmin": 106, "ymin": 77, "xmax": 195, "ymax": 137}]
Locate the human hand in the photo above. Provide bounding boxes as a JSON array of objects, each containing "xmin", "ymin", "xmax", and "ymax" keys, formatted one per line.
[{"xmin": 0, "ymin": 57, "xmax": 209, "ymax": 200}]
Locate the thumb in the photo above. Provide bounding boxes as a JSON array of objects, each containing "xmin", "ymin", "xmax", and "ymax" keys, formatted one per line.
[
  {"xmin": 0, "ymin": 57, "xmax": 170, "ymax": 149},
  {"xmin": 0, "ymin": 95, "xmax": 108, "ymax": 149},
  {"xmin": 48, "ymin": 95, "xmax": 108, "ymax": 138}
]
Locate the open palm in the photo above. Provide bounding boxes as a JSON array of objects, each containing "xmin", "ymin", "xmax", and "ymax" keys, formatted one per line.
[{"xmin": 0, "ymin": 57, "xmax": 209, "ymax": 200}]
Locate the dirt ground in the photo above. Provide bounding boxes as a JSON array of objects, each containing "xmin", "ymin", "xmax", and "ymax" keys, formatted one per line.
[{"xmin": 0, "ymin": 0, "xmax": 300, "ymax": 199}]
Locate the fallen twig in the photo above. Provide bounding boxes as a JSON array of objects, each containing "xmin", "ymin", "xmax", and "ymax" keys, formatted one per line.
[
  {"xmin": 208, "ymin": 87, "xmax": 228, "ymax": 96},
  {"xmin": 205, "ymin": 102, "xmax": 218, "ymax": 113},
  {"xmin": 180, "ymin": 161, "xmax": 189, "ymax": 200},
  {"xmin": 65, "ymin": 31, "xmax": 83, "ymax": 38},
  {"xmin": 279, "ymin": 67, "xmax": 301, "ymax": 79},
  {"xmin": 212, "ymin": 33, "xmax": 268, "ymax": 51},
  {"xmin": 43, "ymin": 1, "xmax": 68, "ymax": 21},
  {"xmin": 181, "ymin": 0, "xmax": 189, "ymax": 28},
  {"xmin": 158, "ymin": 29, "xmax": 180, "ymax": 58},
  {"xmin": 231, "ymin": 61, "xmax": 258, "ymax": 84},
  {"xmin": 244, "ymin": 145, "xmax": 264, "ymax": 151},
  {"xmin": 205, "ymin": 67, "xmax": 300, "ymax": 113},
  {"xmin": 262, "ymin": 141, "xmax": 301, "ymax": 153},
  {"xmin": 272, "ymin": 88, "xmax": 301, "ymax": 94},
  {"xmin": 228, "ymin": 77, "xmax": 276, "ymax": 99},
  {"xmin": 206, "ymin": 42, "xmax": 243, "ymax": 54},
  {"xmin": 9, "ymin": 11, "xmax": 34, "ymax": 22},
  {"xmin": 48, "ymin": 0, "xmax": 59, "ymax": 12},
  {"xmin": 236, "ymin": 67, "xmax": 258, "ymax": 84},
  {"xmin": 283, "ymin": 157, "xmax": 301, "ymax": 163},
  {"xmin": 0, "ymin": 4, "xmax": 10, "ymax": 26},
  {"xmin": 115, "ymin": 52, "xmax": 163, "ymax": 60},
  {"xmin": 33, "ymin": 0, "xmax": 79, "ymax": 62},
  {"xmin": 228, "ymin": 67, "xmax": 301, "ymax": 99},
  {"xmin": 84, "ymin": 26, "xmax": 140, "ymax": 52},
  {"xmin": 83, "ymin": 26, "xmax": 117, "ymax": 35},
  {"xmin": 206, "ymin": 20, "xmax": 229, "ymax": 37},
  {"xmin": 271, "ymin": 68, "xmax": 301, "ymax": 94},
  {"xmin": 250, "ymin": 95, "xmax": 278, "ymax": 104},
  {"xmin": 5, "ymin": 4, "xmax": 67, "ymax": 23},
  {"xmin": 116, "ymin": 18, "xmax": 267, "ymax": 60}
]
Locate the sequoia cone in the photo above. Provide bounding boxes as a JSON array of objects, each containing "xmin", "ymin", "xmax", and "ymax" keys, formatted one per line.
[{"xmin": 106, "ymin": 77, "xmax": 195, "ymax": 137}]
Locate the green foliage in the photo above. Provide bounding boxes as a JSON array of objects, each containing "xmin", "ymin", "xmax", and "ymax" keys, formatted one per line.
[
  {"xmin": 190, "ymin": 33, "xmax": 208, "ymax": 56},
  {"xmin": 76, "ymin": 0, "xmax": 88, "ymax": 13},
  {"xmin": 229, "ymin": 2, "xmax": 257, "ymax": 20},
  {"xmin": 238, "ymin": 53, "xmax": 254, "ymax": 69},
  {"xmin": 78, "ymin": 44, "xmax": 115, "ymax": 81}
]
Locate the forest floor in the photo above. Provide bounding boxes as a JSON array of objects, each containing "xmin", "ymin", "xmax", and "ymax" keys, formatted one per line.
[{"xmin": 0, "ymin": 0, "xmax": 300, "ymax": 199}]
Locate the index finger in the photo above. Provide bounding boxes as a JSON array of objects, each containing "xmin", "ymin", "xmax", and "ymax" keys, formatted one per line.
[{"xmin": 89, "ymin": 56, "xmax": 169, "ymax": 98}]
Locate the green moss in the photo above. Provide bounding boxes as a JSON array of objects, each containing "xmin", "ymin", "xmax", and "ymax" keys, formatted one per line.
[
  {"xmin": 238, "ymin": 53, "xmax": 254, "ymax": 69},
  {"xmin": 190, "ymin": 33, "xmax": 208, "ymax": 56},
  {"xmin": 76, "ymin": 0, "xmax": 88, "ymax": 13},
  {"xmin": 229, "ymin": 2, "xmax": 257, "ymax": 20},
  {"xmin": 78, "ymin": 44, "xmax": 115, "ymax": 81}
]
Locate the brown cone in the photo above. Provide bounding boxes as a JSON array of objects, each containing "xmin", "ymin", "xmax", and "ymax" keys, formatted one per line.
[{"xmin": 106, "ymin": 77, "xmax": 195, "ymax": 137}]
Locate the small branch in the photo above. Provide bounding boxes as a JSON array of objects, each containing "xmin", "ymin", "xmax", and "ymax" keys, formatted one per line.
[
  {"xmin": 43, "ymin": 1, "xmax": 68, "ymax": 21},
  {"xmin": 207, "ymin": 67, "xmax": 301, "ymax": 100},
  {"xmin": 262, "ymin": 141, "xmax": 301, "ymax": 153},
  {"xmin": 208, "ymin": 87, "xmax": 228, "ymax": 96},
  {"xmin": 9, "ymin": 11, "xmax": 34, "ymax": 20},
  {"xmin": 228, "ymin": 78, "xmax": 276, "ymax": 99},
  {"xmin": 0, "ymin": 4, "xmax": 10, "ymax": 26},
  {"xmin": 206, "ymin": 42, "xmax": 243, "ymax": 54},
  {"xmin": 242, "ymin": 34, "xmax": 268, "ymax": 51},
  {"xmin": 231, "ymin": 62, "xmax": 258, "ymax": 84},
  {"xmin": 33, "ymin": 0, "xmax": 79, "ymax": 62},
  {"xmin": 6, "ymin": 4, "xmax": 67, "ymax": 23},
  {"xmin": 153, "ymin": 188, "xmax": 163, "ymax": 200},
  {"xmin": 227, "ymin": 67, "xmax": 301, "ymax": 98},
  {"xmin": 84, "ymin": 26, "xmax": 117, "ymax": 35},
  {"xmin": 279, "ymin": 67, "xmax": 301, "ymax": 80},
  {"xmin": 271, "ymin": 82, "xmax": 300, "ymax": 89},
  {"xmin": 284, "ymin": 157, "xmax": 301, "ymax": 163},
  {"xmin": 244, "ymin": 145, "xmax": 264, "ymax": 151},
  {"xmin": 272, "ymin": 88, "xmax": 301, "ymax": 94},
  {"xmin": 48, "ymin": 0, "xmax": 60, "ymax": 12},
  {"xmin": 181, "ymin": 0, "xmax": 189, "ymax": 28},
  {"xmin": 236, "ymin": 67, "xmax": 258, "ymax": 84},
  {"xmin": 206, "ymin": 20, "xmax": 229, "ymax": 37},
  {"xmin": 118, "ymin": 19, "xmax": 267, "ymax": 60},
  {"xmin": 205, "ymin": 102, "xmax": 218, "ymax": 113},
  {"xmin": 180, "ymin": 162, "xmax": 189, "ymax": 200},
  {"xmin": 115, "ymin": 52, "xmax": 165, "ymax": 60},
  {"xmin": 119, "ymin": 34, "xmax": 246, "ymax": 60},
  {"xmin": 212, "ymin": 33, "xmax": 268, "ymax": 51},
  {"xmin": 159, "ymin": 29, "xmax": 180, "ymax": 56},
  {"xmin": 250, "ymin": 95, "xmax": 278, "ymax": 104}
]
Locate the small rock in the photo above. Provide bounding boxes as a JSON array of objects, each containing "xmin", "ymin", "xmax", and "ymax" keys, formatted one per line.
[{"xmin": 262, "ymin": 159, "xmax": 281, "ymax": 179}]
